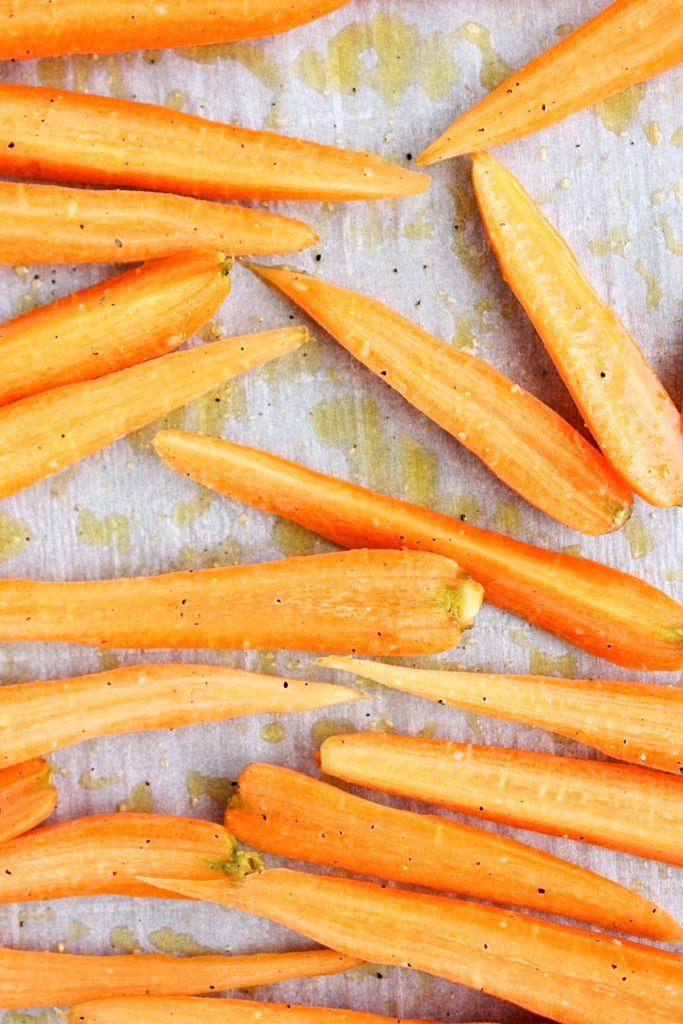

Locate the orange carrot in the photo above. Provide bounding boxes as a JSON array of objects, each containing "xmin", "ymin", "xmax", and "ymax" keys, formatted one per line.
[
  {"xmin": 0, "ymin": 85, "xmax": 428, "ymax": 202},
  {"xmin": 417, "ymin": 0, "xmax": 683, "ymax": 164},
  {"xmin": 0, "ymin": 549, "xmax": 480, "ymax": 654},
  {"xmin": 0, "ymin": 946, "xmax": 358, "ymax": 1009},
  {"xmin": 321, "ymin": 733, "xmax": 683, "ymax": 865},
  {"xmin": 248, "ymin": 264, "xmax": 632, "ymax": 534},
  {"xmin": 0, "ymin": 664, "xmax": 361, "ymax": 769},
  {"xmin": 153, "ymin": 432, "xmax": 683, "ymax": 670},
  {"xmin": 226, "ymin": 762, "xmax": 681, "ymax": 941},
  {"xmin": 0, "ymin": 759, "xmax": 56, "ymax": 844},
  {"xmin": 321, "ymin": 657, "xmax": 683, "ymax": 775},
  {"xmin": 0, "ymin": 182, "xmax": 317, "ymax": 265},
  {"xmin": 143, "ymin": 869, "xmax": 683, "ymax": 1024},
  {"xmin": 0, "ymin": 325, "xmax": 305, "ymax": 499},
  {"xmin": 473, "ymin": 152, "xmax": 683, "ymax": 507},
  {"xmin": 0, "ymin": 0, "xmax": 351, "ymax": 60}
]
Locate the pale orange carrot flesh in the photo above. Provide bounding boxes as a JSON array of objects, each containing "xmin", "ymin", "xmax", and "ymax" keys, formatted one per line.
[
  {"xmin": 417, "ymin": 0, "xmax": 683, "ymax": 164},
  {"xmin": 226, "ymin": 762, "xmax": 681, "ymax": 941},
  {"xmin": 321, "ymin": 733, "xmax": 683, "ymax": 865},
  {"xmin": 248, "ymin": 263, "xmax": 632, "ymax": 535},
  {"xmin": 0, "ymin": 85, "xmax": 429, "ymax": 202},
  {"xmin": 0, "ymin": 759, "xmax": 56, "ymax": 844},
  {"xmin": 142, "ymin": 869, "xmax": 683, "ymax": 1024},
  {"xmin": 153, "ymin": 432, "xmax": 683, "ymax": 670},
  {"xmin": 321, "ymin": 657, "xmax": 683, "ymax": 775},
  {"xmin": 0, "ymin": 325, "xmax": 306, "ymax": 500},
  {"xmin": 0, "ymin": 946, "xmax": 359, "ymax": 1009},
  {"xmin": 473, "ymin": 152, "xmax": 683, "ymax": 507}
]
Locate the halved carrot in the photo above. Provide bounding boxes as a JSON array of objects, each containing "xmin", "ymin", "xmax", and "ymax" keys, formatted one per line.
[
  {"xmin": 0, "ymin": 85, "xmax": 428, "ymax": 202},
  {"xmin": 142, "ymin": 869, "xmax": 683, "ymax": 1024},
  {"xmin": 0, "ymin": 0, "xmax": 351, "ymax": 60},
  {"xmin": 0, "ymin": 663, "xmax": 361, "ymax": 768},
  {"xmin": 0, "ymin": 325, "xmax": 305, "ymax": 499},
  {"xmin": 153, "ymin": 432, "xmax": 683, "ymax": 670},
  {"xmin": 248, "ymin": 264, "xmax": 632, "ymax": 534},
  {"xmin": 0, "ymin": 946, "xmax": 358, "ymax": 1010},
  {"xmin": 0, "ymin": 182, "xmax": 317, "ymax": 265},
  {"xmin": 226, "ymin": 762, "xmax": 681, "ymax": 941},
  {"xmin": 321, "ymin": 657, "xmax": 683, "ymax": 775},
  {"xmin": 0, "ymin": 759, "xmax": 56, "ymax": 844},
  {"xmin": 417, "ymin": 0, "xmax": 683, "ymax": 164},
  {"xmin": 321, "ymin": 733, "xmax": 683, "ymax": 865},
  {"xmin": 473, "ymin": 152, "xmax": 683, "ymax": 507},
  {"xmin": 0, "ymin": 549, "xmax": 480, "ymax": 654}
]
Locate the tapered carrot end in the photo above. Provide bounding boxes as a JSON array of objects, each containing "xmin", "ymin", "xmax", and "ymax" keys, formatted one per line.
[
  {"xmin": 416, "ymin": 125, "xmax": 471, "ymax": 167},
  {"xmin": 137, "ymin": 875, "xmax": 235, "ymax": 903}
]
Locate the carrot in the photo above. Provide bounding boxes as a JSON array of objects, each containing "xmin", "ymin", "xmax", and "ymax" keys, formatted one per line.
[
  {"xmin": 0, "ymin": 85, "xmax": 428, "ymax": 202},
  {"xmin": 417, "ymin": 0, "xmax": 683, "ymax": 164},
  {"xmin": 0, "ymin": 325, "xmax": 305, "ymax": 499},
  {"xmin": 0, "ymin": 946, "xmax": 358, "ymax": 1009},
  {"xmin": 320, "ymin": 733, "xmax": 683, "ymax": 865},
  {"xmin": 142, "ymin": 869, "xmax": 683, "ymax": 1024},
  {"xmin": 0, "ymin": 663, "xmax": 361, "ymax": 769},
  {"xmin": 248, "ymin": 264, "xmax": 632, "ymax": 534},
  {"xmin": 0, "ymin": 182, "xmax": 317, "ymax": 265},
  {"xmin": 321, "ymin": 657, "xmax": 683, "ymax": 776},
  {"xmin": 0, "ymin": 0, "xmax": 351, "ymax": 60},
  {"xmin": 0, "ymin": 759, "xmax": 56, "ymax": 844},
  {"xmin": 153, "ymin": 432, "xmax": 683, "ymax": 670},
  {"xmin": 226, "ymin": 762, "xmax": 681, "ymax": 941},
  {"xmin": 0, "ymin": 549, "xmax": 480, "ymax": 654},
  {"xmin": 473, "ymin": 152, "xmax": 683, "ymax": 507}
]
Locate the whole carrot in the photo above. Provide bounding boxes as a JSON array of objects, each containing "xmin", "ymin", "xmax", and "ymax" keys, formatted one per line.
[
  {"xmin": 226, "ymin": 762, "xmax": 681, "ymax": 941},
  {"xmin": 473, "ymin": 152, "xmax": 683, "ymax": 507},
  {"xmin": 0, "ymin": 759, "xmax": 56, "ymax": 844},
  {"xmin": 0, "ymin": 85, "xmax": 428, "ymax": 202},
  {"xmin": 418, "ymin": 0, "xmax": 683, "ymax": 164},
  {"xmin": 153, "ymin": 432, "xmax": 683, "ymax": 670}
]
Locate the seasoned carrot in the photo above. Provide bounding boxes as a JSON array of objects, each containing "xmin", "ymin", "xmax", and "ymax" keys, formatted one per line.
[
  {"xmin": 0, "ymin": 0, "xmax": 351, "ymax": 60},
  {"xmin": 0, "ymin": 549, "xmax": 480, "ymax": 654},
  {"xmin": 321, "ymin": 657, "xmax": 683, "ymax": 775},
  {"xmin": 0, "ymin": 946, "xmax": 358, "ymax": 1009},
  {"xmin": 226, "ymin": 762, "xmax": 681, "ymax": 941},
  {"xmin": 0, "ymin": 664, "xmax": 361, "ymax": 769},
  {"xmin": 248, "ymin": 264, "xmax": 632, "ymax": 534},
  {"xmin": 143, "ymin": 869, "xmax": 683, "ymax": 1024},
  {"xmin": 0, "ymin": 759, "xmax": 56, "ymax": 844},
  {"xmin": 0, "ymin": 85, "xmax": 428, "ymax": 202},
  {"xmin": 473, "ymin": 152, "xmax": 683, "ymax": 507},
  {"xmin": 0, "ymin": 325, "xmax": 305, "ymax": 499},
  {"xmin": 0, "ymin": 182, "xmax": 317, "ymax": 265},
  {"xmin": 417, "ymin": 0, "xmax": 683, "ymax": 164},
  {"xmin": 321, "ymin": 733, "xmax": 683, "ymax": 865},
  {"xmin": 153, "ymin": 433, "xmax": 683, "ymax": 670}
]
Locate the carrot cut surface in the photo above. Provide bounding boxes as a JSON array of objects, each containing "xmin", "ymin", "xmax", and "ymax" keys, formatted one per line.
[
  {"xmin": 0, "ymin": 759, "xmax": 56, "ymax": 844},
  {"xmin": 0, "ymin": 85, "xmax": 428, "ymax": 202},
  {"xmin": 473, "ymin": 152, "xmax": 683, "ymax": 507},
  {"xmin": 226, "ymin": 762, "xmax": 680, "ymax": 941},
  {"xmin": 418, "ymin": 0, "xmax": 683, "ymax": 164},
  {"xmin": 153, "ymin": 432, "xmax": 683, "ymax": 670},
  {"xmin": 321, "ymin": 733, "xmax": 683, "ymax": 865},
  {"xmin": 0, "ymin": 325, "xmax": 305, "ymax": 500},
  {"xmin": 321, "ymin": 657, "xmax": 683, "ymax": 775},
  {"xmin": 249, "ymin": 263, "xmax": 631, "ymax": 534},
  {"xmin": 142, "ymin": 869, "xmax": 683, "ymax": 1024},
  {"xmin": 0, "ymin": 663, "xmax": 360, "ymax": 768},
  {"xmin": 0, "ymin": 182, "xmax": 317, "ymax": 265}
]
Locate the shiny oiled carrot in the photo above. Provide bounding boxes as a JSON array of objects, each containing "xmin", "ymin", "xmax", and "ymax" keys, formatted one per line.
[
  {"xmin": 0, "ymin": 85, "xmax": 428, "ymax": 202},
  {"xmin": 417, "ymin": 0, "xmax": 683, "ymax": 164},
  {"xmin": 152, "ymin": 433, "xmax": 683, "ymax": 670},
  {"xmin": 473, "ymin": 152, "xmax": 683, "ymax": 507},
  {"xmin": 0, "ymin": 759, "xmax": 56, "ymax": 844},
  {"xmin": 248, "ymin": 263, "xmax": 632, "ymax": 534},
  {"xmin": 226, "ymin": 762, "xmax": 681, "ymax": 941}
]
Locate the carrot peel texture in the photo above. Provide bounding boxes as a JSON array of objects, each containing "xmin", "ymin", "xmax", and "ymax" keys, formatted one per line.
[{"xmin": 0, "ymin": 759, "xmax": 56, "ymax": 844}]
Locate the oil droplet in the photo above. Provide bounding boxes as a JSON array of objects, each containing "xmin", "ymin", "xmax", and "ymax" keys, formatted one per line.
[
  {"xmin": 403, "ymin": 207, "xmax": 434, "ymax": 240},
  {"xmin": 187, "ymin": 770, "xmax": 234, "ymax": 807},
  {"xmin": 117, "ymin": 780, "xmax": 154, "ymax": 812},
  {"xmin": 529, "ymin": 648, "xmax": 578, "ymax": 677},
  {"xmin": 634, "ymin": 258, "xmax": 662, "ymax": 311},
  {"xmin": 588, "ymin": 226, "xmax": 631, "ymax": 258},
  {"xmin": 372, "ymin": 715, "xmax": 395, "ymax": 734},
  {"xmin": 78, "ymin": 769, "xmax": 121, "ymax": 790},
  {"xmin": 310, "ymin": 717, "xmax": 359, "ymax": 744},
  {"xmin": 555, "ymin": 23, "xmax": 574, "ymax": 36},
  {"xmin": 148, "ymin": 928, "xmax": 215, "ymax": 957},
  {"xmin": 449, "ymin": 179, "xmax": 486, "ymax": 278},
  {"xmin": 14, "ymin": 275, "xmax": 43, "ymax": 316},
  {"xmin": 494, "ymin": 501, "xmax": 523, "ymax": 536},
  {"xmin": 175, "ymin": 535, "xmax": 243, "ymax": 571},
  {"xmin": 446, "ymin": 493, "xmax": 482, "ymax": 523},
  {"xmin": 594, "ymin": 84, "xmax": 646, "ymax": 135},
  {"xmin": 177, "ymin": 42, "xmax": 281, "ymax": 90},
  {"xmin": 456, "ymin": 22, "xmax": 511, "ymax": 92},
  {"xmin": 98, "ymin": 650, "xmax": 120, "ymax": 671},
  {"xmin": 4, "ymin": 1012, "xmax": 55, "ymax": 1024},
  {"xmin": 644, "ymin": 120, "xmax": 661, "ymax": 146},
  {"xmin": 562, "ymin": 544, "xmax": 583, "ymax": 557},
  {"xmin": 417, "ymin": 721, "xmax": 437, "ymax": 738},
  {"xmin": 312, "ymin": 394, "xmax": 391, "ymax": 491},
  {"xmin": 345, "ymin": 207, "xmax": 391, "ymax": 249},
  {"xmin": 671, "ymin": 127, "xmax": 683, "ymax": 147},
  {"xmin": 77, "ymin": 509, "xmax": 132, "ymax": 555},
  {"xmin": 665, "ymin": 570, "xmax": 683, "ymax": 582},
  {"xmin": 624, "ymin": 517, "xmax": 656, "ymax": 560},
  {"xmin": 273, "ymin": 518, "xmax": 324, "ymax": 557},
  {"xmin": 17, "ymin": 907, "xmax": 54, "ymax": 926},
  {"xmin": 129, "ymin": 408, "xmax": 185, "ymax": 455},
  {"xmin": 509, "ymin": 628, "xmax": 531, "ymax": 649},
  {"xmin": 0, "ymin": 514, "xmax": 29, "ymax": 563},
  {"xmin": 172, "ymin": 489, "xmax": 213, "ymax": 528},
  {"xmin": 400, "ymin": 435, "xmax": 438, "ymax": 506},
  {"xmin": 110, "ymin": 925, "xmax": 142, "ymax": 954},
  {"xmin": 166, "ymin": 89, "xmax": 188, "ymax": 110},
  {"xmin": 659, "ymin": 215, "xmax": 683, "ymax": 255},
  {"xmin": 53, "ymin": 919, "xmax": 92, "ymax": 953},
  {"xmin": 188, "ymin": 380, "xmax": 247, "ymax": 434},
  {"xmin": 650, "ymin": 188, "xmax": 665, "ymax": 205},
  {"xmin": 437, "ymin": 290, "xmax": 477, "ymax": 351},
  {"xmin": 261, "ymin": 720, "xmax": 287, "ymax": 744},
  {"xmin": 37, "ymin": 56, "xmax": 68, "ymax": 88}
]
